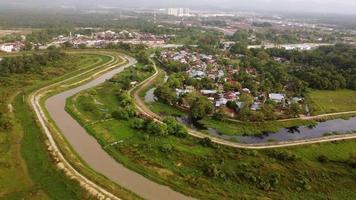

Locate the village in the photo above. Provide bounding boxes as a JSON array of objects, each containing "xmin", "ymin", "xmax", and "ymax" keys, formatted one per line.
[
  {"xmin": 159, "ymin": 49, "xmax": 307, "ymax": 119},
  {"xmin": 0, "ymin": 29, "xmax": 175, "ymax": 53},
  {"xmin": 50, "ymin": 29, "xmax": 175, "ymax": 48}
]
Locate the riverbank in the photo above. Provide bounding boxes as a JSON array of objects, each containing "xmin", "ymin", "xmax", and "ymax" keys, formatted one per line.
[
  {"xmin": 0, "ymin": 51, "xmax": 114, "ymax": 199},
  {"xmin": 27, "ymin": 50, "xmax": 145, "ymax": 200}
]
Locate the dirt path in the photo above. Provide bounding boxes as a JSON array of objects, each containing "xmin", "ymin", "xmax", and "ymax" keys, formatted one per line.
[{"xmin": 131, "ymin": 59, "xmax": 356, "ymax": 150}]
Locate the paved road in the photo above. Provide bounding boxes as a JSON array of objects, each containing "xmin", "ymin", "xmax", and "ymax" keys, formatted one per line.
[
  {"xmin": 43, "ymin": 55, "xmax": 194, "ymax": 200},
  {"xmin": 131, "ymin": 59, "xmax": 356, "ymax": 150}
]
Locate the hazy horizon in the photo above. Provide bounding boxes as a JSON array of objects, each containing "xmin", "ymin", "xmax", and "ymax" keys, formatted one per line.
[{"xmin": 0, "ymin": 0, "xmax": 356, "ymax": 15}]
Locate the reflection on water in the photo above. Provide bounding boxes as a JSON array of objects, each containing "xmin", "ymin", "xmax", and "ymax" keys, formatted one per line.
[
  {"xmin": 144, "ymin": 72, "xmax": 168, "ymax": 103},
  {"xmin": 178, "ymin": 116, "xmax": 356, "ymax": 144},
  {"xmin": 144, "ymin": 87, "xmax": 156, "ymax": 103}
]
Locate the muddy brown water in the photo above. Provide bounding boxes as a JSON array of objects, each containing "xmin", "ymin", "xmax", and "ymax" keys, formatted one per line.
[{"xmin": 45, "ymin": 56, "xmax": 194, "ymax": 200}]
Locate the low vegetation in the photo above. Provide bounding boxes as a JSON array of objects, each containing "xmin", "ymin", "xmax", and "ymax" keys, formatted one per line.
[
  {"xmin": 309, "ymin": 89, "xmax": 356, "ymax": 115},
  {"xmin": 0, "ymin": 50, "xmax": 113, "ymax": 199}
]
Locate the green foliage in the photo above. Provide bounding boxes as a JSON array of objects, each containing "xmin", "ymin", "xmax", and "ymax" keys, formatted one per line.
[
  {"xmin": 288, "ymin": 102, "xmax": 302, "ymax": 117},
  {"xmin": 0, "ymin": 48, "xmax": 65, "ymax": 74},
  {"xmin": 267, "ymin": 150, "xmax": 298, "ymax": 162},
  {"xmin": 199, "ymin": 137, "xmax": 214, "ymax": 148},
  {"xmin": 129, "ymin": 117, "xmax": 146, "ymax": 130},
  {"xmin": 146, "ymin": 121, "xmax": 168, "ymax": 136},
  {"xmin": 154, "ymin": 85, "xmax": 177, "ymax": 105},
  {"xmin": 163, "ymin": 117, "xmax": 188, "ymax": 138},
  {"xmin": 269, "ymin": 44, "xmax": 356, "ymax": 90},
  {"xmin": 190, "ymin": 96, "xmax": 214, "ymax": 120}
]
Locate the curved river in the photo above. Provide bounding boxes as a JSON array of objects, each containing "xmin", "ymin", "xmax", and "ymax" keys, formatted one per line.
[{"xmin": 46, "ymin": 56, "xmax": 193, "ymax": 200}]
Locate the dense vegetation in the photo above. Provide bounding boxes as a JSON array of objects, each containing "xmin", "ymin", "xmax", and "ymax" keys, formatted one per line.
[
  {"xmin": 268, "ymin": 44, "xmax": 356, "ymax": 90},
  {"xmin": 0, "ymin": 48, "xmax": 64, "ymax": 74}
]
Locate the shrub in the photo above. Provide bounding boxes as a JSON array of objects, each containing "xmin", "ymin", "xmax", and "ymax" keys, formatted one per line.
[
  {"xmin": 267, "ymin": 150, "xmax": 297, "ymax": 162},
  {"xmin": 159, "ymin": 144, "xmax": 174, "ymax": 153},
  {"xmin": 112, "ymin": 109, "xmax": 129, "ymax": 120},
  {"xmin": 163, "ymin": 117, "xmax": 188, "ymax": 137},
  {"xmin": 129, "ymin": 118, "xmax": 146, "ymax": 129},
  {"xmin": 199, "ymin": 137, "xmax": 214, "ymax": 148},
  {"xmin": 317, "ymin": 155, "xmax": 329, "ymax": 163},
  {"xmin": 146, "ymin": 121, "xmax": 168, "ymax": 136}
]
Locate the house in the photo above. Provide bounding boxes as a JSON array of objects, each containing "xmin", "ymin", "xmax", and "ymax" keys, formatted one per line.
[
  {"xmin": 242, "ymin": 88, "xmax": 251, "ymax": 93},
  {"xmin": 0, "ymin": 43, "xmax": 22, "ymax": 53},
  {"xmin": 201, "ymin": 90, "xmax": 217, "ymax": 96},
  {"xmin": 269, "ymin": 93, "xmax": 285, "ymax": 103},
  {"xmin": 189, "ymin": 70, "xmax": 206, "ymax": 78},
  {"xmin": 215, "ymin": 97, "xmax": 228, "ymax": 107},
  {"xmin": 251, "ymin": 102, "xmax": 261, "ymax": 111},
  {"xmin": 176, "ymin": 87, "xmax": 193, "ymax": 97},
  {"xmin": 291, "ymin": 97, "xmax": 303, "ymax": 104},
  {"xmin": 224, "ymin": 92, "xmax": 237, "ymax": 101}
]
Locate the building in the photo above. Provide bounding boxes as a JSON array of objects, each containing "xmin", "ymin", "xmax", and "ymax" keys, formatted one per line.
[
  {"xmin": 167, "ymin": 8, "xmax": 190, "ymax": 17},
  {"xmin": 269, "ymin": 93, "xmax": 285, "ymax": 103},
  {"xmin": 0, "ymin": 43, "xmax": 22, "ymax": 53}
]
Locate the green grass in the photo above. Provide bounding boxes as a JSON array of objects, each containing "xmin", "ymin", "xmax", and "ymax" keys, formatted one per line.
[
  {"xmin": 199, "ymin": 117, "xmax": 317, "ymax": 136},
  {"xmin": 13, "ymin": 94, "xmax": 88, "ymax": 200},
  {"xmin": 0, "ymin": 51, "xmax": 128, "ymax": 199},
  {"xmin": 147, "ymin": 102, "xmax": 186, "ymax": 117},
  {"xmin": 309, "ymin": 90, "xmax": 356, "ymax": 115},
  {"xmin": 67, "ymin": 67, "xmax": 356, "ymax": 200},
  {"xmin": 0, "ymin": 52, "xmax": 111, "ymax": 199}
]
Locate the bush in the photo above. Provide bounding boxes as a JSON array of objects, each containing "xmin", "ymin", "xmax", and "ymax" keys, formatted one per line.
[
  {"xmin": 267, "ymin": 150, "xmax": 297, "ymax": 162},
  {"xmin": 199, "ymin": 137, "xmax": 214, "ymax": 148},
  {"xmin": 317, "ymin": 155, "xmax": 329, "ymax": 163},
  {"xmin": 112, "ymin": 106, "xmax": 136, "ymax": 120},
  {"xmin": 159, "ymin": 144, "xmax": 174, "ymax": 153},
  {"xmin": 163, "ymin": 117, "xmax": 188, "ymax": 137},
  {"xmin": 0, "ymin": 116, "xmax": 12, "ymax": 131},
  {"xmin": 146, "ymin": 121, "xmax": 168, "ymax": 136},
  {"xmin": 112, "ymin": 109, "xmax": 129, "ymax": 120},
  {"xmin": 129, "ymin": 118, "xmax": 146, "ymax": 129}
]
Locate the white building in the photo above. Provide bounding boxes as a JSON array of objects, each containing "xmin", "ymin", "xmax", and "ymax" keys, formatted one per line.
[
  {"xmin": 0, "ymin": 43, "xmax": 21, "ymax": 53},
  {"xmin": 269, "ymin": 93, "xmax": 285, "ymax": 103},
  {"xmin": 167, "ymin": 8, "xmax": 190, "ymax": 17}
]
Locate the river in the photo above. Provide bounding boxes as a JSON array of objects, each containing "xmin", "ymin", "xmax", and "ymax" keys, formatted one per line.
[{"xmin": 45, "ymin": 56, "xmax": 193, "ymax": 200}]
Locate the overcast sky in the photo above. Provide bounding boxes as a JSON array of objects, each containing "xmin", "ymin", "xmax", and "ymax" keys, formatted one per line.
[{"xmin": 1, "ymin": 0, "xmax": 356, "ymax": 15}]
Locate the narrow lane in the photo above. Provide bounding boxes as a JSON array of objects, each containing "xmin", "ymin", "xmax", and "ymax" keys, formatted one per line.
[{"xmin": 45, "ymin": 55, "xmax": 194, "ymax": 200}]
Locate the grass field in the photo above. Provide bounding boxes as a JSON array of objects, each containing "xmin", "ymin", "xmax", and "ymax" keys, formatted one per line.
[
  {"xmin": 200, "ymin": 118, "xmax": 317, "ymax": 136},
  {"xmin": 309, "ymin": 90, "xmax": 356, "ymax": 115},
  {"xmin": 0, "ymin": 52, "xmax": 112, "ymax": 199},
  {"xmin": 67, "ymin": 65, "xmax": 356, "ymax": 200}
]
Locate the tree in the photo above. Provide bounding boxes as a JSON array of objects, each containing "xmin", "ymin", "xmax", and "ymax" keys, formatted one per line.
[
  {"xmin": 199, "ymin": 137, "xmax": 214, "ymax": 147},
  {"xmin": 146, "ymin": 121, "xmax": 168, "ymax": 136},
  {"xmin": 240, "ymin": 93, "xmax": 254, "ymax": 107},
  {"xmin": 288, "ymin": 102, "xmax": 302, "ymax": 118},
  {"xmin": 163, "ymin": 117, "xmax": 188, "ymax": 137},
  {"xmin": 130, "ymin": 118, "xmax": 146, "ymax": 129},
  {"xmin": 154, "ymin": 85, "xmax": 177, "ymax": 105},
  {"xmin": 190, "ymin": 96, "xmax": 214, "ymax": 120},
  {"xmin": 223, "ymin": 82, "xmax": 242, "ymax": 92},
  {"xmin": 261, "ymin": 103, "xmax": 277, "ymax": 120}
]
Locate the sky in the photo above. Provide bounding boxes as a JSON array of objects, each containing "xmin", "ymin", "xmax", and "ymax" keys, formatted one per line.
[{"xmin": 1, "ymin": 0, "xmax": 356, "ymax": 15}]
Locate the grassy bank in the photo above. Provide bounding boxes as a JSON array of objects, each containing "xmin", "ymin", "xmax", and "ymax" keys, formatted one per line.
[
  {"xmin": 309, "ymin": 89, "xmax": 356, "ymax": 115},
  {"xmin": 199, "ymin": 118, "xmax": 317, "ymax": 136},
  {"xmin": 0, "ymin": 52, "xmax": 110, "ymax": 199}
]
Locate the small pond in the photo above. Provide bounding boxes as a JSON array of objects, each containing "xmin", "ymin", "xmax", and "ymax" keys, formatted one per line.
[{"xmin": 178, "ymin": 116, "xmax": 356, "ymax": 144}]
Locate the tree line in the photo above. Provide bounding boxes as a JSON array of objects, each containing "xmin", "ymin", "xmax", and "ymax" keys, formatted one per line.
[{"xmin": 0, "ymin": 48, "xmax": 65, "ymax": 74}]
